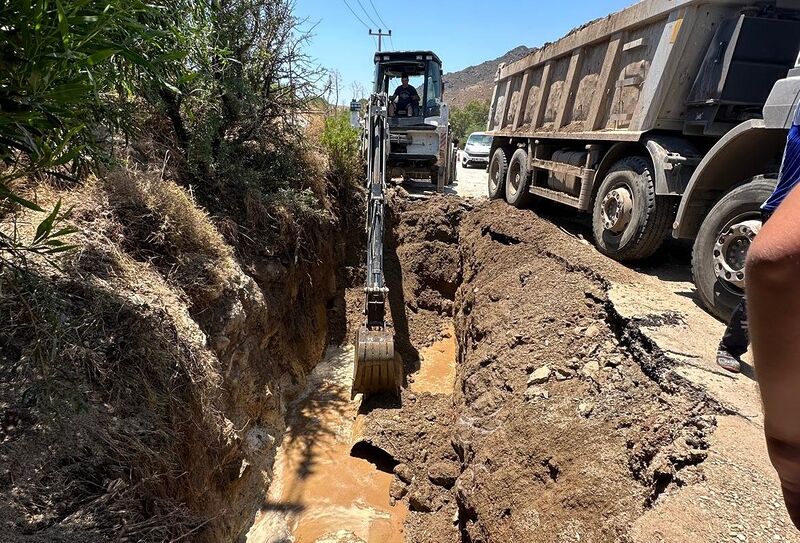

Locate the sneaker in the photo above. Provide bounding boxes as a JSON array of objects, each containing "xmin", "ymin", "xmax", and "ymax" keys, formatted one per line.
[{"xmin": 716, "ymin": 347, "xmax": 742, "ymax": 373}]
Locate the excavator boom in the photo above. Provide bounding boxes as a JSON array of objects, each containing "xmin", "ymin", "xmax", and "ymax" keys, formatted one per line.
[{"xmin": 353, "ymin": 94, "xmax": 402, "ymax": 397}]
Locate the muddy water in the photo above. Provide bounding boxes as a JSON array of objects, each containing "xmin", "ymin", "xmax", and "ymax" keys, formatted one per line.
[
  {"xmin": 410, "ymin": 323, "xmax": 457, "ymax": 395},
  {"xmin": 246, "ymin": 346, "xmax": 408, "ymax": 543}
]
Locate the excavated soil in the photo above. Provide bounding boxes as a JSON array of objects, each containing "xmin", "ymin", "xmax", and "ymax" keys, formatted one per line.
[
  {"xmin": 354, "ymin": 195, "xmax": 720, "ymax": 543},
  {"xmin": 246, "ymin": 188, "xmax": 797, "ymax": 543}
]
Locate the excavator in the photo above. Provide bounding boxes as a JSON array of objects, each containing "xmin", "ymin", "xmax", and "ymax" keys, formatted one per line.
[{"xmin": 352, "ymin": 50, "xmax": 455, "ymax": 397}]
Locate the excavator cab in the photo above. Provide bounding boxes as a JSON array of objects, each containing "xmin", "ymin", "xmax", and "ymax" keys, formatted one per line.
[
  {"xmin": 374, "ymin": 51, "xmax": 444, "ymax": 122},
  {"xmin": 371, "ymin": 51, "xmax": 456, "ymax": 192}
]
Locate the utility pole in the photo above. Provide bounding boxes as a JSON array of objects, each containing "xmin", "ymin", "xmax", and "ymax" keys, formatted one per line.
[{"xmin": 369, "ymin": 28, "xmax": 392, "ymax": 52}]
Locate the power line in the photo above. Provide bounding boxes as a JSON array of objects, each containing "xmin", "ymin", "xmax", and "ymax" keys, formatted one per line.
[
  {"xmin": 355, "ymin": 0, "xmax": 380, "ymax": 28},
  {"xmin": 341, "ymin": 0, "xmax": 370, "ymax": 29},
  {"xmin": 366, "ymin": 0, "xmax": 395, "ymax": 49},
  {"xmin": 368, "ymin": 0, "xmax": 390, "ymax": 30}
]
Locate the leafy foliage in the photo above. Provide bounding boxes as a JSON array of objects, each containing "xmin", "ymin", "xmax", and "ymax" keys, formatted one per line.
[
  {"xmin": 1, "ymin": 0, "xmax": 332, "ymax": 259},
  {"xmin": 0, "ymin": 199, "xmax": 77, "ymax": 269},
  {"xmin": 0, "ymin": 0, "xmax": 179, "ymax": 187},
  {"xmin": 450, "ymin": 100, "xmax": 490, "ymax": 148},
  {"xmin": 320, "ymin": 111, "xmax": 361, "ymax": 181}
]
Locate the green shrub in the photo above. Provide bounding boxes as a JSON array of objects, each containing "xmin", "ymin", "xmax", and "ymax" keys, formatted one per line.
[
  {"xmin": 320, "ymin": 112, "xmax": 361, "ymax": 180},
  {"xmin": 450, "ymin": 100, "xmax": 490, "ymax": 147}
]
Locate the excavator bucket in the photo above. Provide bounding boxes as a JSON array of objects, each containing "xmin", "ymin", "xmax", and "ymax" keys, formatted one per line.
[{"xmin": 352, "ymin": 326, "xmax": 402, "ymax": 397}]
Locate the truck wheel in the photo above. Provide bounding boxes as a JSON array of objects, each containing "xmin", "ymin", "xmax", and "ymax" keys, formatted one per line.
[
  {"xmin": 505, "ymin": 148, "xmax": 531, "ymax": 208},
  {"xmin": 448, "ymin": 146, "xmax": 457, "ymax": 185},
  {"xmin": 488, "ymin": 147, "xmax": 509, "ymax": 199},
  {"xmin": 692, "ymin": 176, "xmax": 777, "ymax": 321},
  {"xmin": 592, "ymin": 156, "xmax": 674, "ymax": 261},
  {"xmin": 433, "ymin": 166, "xmax": 444, "ymax": 193}
]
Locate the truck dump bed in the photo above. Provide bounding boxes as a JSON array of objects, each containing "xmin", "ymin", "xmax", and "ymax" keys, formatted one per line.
[{"xmin": 487, "ymin": 0, "xmax": 800, "ymax": 141}]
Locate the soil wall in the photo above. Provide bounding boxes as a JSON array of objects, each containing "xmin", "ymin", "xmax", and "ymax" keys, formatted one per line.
[{"xmin": 0, "ymin": 170, "xmax": 352, "ymax": 542}]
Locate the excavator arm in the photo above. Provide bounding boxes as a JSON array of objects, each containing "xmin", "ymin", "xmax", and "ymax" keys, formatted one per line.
[{"xmin": 353, "ymin": 94, "xmax": 402, "ymax": 397}]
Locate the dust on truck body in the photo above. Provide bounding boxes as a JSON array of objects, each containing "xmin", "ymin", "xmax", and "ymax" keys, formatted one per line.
[{"xmin": 486, "ymin": 0, "xmax": 800, "ymax": 319}]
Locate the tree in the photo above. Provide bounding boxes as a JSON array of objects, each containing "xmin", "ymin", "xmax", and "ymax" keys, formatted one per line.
[{"xmin": 450, "ymin": 100, "xmax": 490, "ymax": 148}]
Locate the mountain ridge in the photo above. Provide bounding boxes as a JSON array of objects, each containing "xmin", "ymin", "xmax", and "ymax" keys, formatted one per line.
[{"xmin": 444, "ymin": 45, "xmax": 533, "ymax": 109}]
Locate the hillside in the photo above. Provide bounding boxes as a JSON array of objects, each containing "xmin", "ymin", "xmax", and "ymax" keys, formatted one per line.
[{"xmin": 444, "ymin": 45, "xmax": 533, "ymax": 109}]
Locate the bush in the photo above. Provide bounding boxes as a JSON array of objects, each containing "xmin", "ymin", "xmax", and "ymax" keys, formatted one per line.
[
  {"xmin": 450, "ymin": 100, "xmax": 490, "ymax": 147},
  {"xmin": 1, "ymin": 0, "xmax": 334, "ymax": 260},
  {"xmin": 320, "ymin": 112, "xmax": 361, "ymax": 180}
]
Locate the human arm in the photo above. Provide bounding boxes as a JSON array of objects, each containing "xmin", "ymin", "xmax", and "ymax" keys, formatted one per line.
[{"xmin": 747, "ymin": 184, "xmax": 800, "ymax": 529}]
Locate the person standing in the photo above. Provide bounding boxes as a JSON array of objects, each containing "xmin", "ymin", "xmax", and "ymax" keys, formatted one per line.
[{"xmin": 716, "ymin": 104, "xmax": 800, "ymax": 373}]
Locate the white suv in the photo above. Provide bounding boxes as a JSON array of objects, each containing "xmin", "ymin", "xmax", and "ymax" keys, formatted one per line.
[{"xmin": 461, "ymin": 132, "xmax": 492, "ymax": 168}]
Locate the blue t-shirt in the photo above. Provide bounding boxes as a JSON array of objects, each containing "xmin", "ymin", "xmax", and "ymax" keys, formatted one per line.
[{"xmin": 763, "ymin": 105, "xmax": 800, "ymax": 212}]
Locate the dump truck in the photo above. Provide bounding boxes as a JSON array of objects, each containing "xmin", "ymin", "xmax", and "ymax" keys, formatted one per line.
[{"xmin": 485, "ymin": 0, "xmax": 800, "ymax": 319}]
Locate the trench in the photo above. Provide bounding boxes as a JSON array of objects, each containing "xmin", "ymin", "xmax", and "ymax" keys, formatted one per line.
[
  {"xmin": 245, "ymin": 192, "xmax": 461, "ymax": 542},
  {"xmin": 244, "ymin": 335, "xmax": 458, "ymax": 543},
  {"xmin": 245, "ymin": 194, "xmax": 721, "ymax": 543}
]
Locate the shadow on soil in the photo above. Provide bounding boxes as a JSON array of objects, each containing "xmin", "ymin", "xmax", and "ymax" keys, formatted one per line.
[{"xmin": 529, "ymin": 199, "xmax": 710, "ymax": 312}]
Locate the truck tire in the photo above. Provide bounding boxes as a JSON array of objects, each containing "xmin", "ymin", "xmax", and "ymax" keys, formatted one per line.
[
  {"xmin": 692, "ymin": 176, "xmax": 777, "ymax": 321},
  {"xmin": 505, "ymin": 148, "xmax": 532, "ymax": 208},
  {"xmin": 448, "ymin": 145, "xmax": 457, "ymax": 185},
  {"xmin": 592, "ymin": 156, "xmax": 674, "ymax": 261},
  {"xmin": 433, "ymin": 166, "xmax": 444, "ymax": 193},
  {"xmin": 488, "ymin": 147, "xmax": 509, "ymax": 199}
]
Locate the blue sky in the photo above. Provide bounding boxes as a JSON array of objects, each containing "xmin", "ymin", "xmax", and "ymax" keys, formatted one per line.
[{"xmin": 294, "ymin": 0, "xmax": 635, "ymax": 103}]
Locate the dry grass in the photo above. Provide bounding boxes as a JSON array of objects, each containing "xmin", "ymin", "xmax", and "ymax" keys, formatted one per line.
[
  {"xmin": 0, "ymin": 169, "xmax": 241, "ymax": 542},
  {"xmin": 0, "ymin": 123, "xmax": 360, "ymax": 541}
]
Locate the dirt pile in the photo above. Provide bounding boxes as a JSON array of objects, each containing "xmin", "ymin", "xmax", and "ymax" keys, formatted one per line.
[
  {"xmin": 355, "ymin": 195, "xmax": 724, "ymax": 542},
  {"xmin": 452, "ymin": 203, "xmax": 719, "ymax": 542},
  {"xmin": 0, "ymin": 169, "xmax": 345, "ymax": 541}
]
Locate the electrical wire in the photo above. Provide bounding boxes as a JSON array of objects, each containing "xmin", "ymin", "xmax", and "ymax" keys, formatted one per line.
[
  {"xmin": 341, "ymin": 0, "xmax": 370, "ymax": 29},
  {"xmin": 355, "ymin": 0, "xmax": 380, "ymax": 28},
  {"xmin": 366, "ymin": 0, "xmax": 393, "ymax": 50},
  {"xmin": 368, "ymin": 0, "xmax": 390, "ymax": 30}
]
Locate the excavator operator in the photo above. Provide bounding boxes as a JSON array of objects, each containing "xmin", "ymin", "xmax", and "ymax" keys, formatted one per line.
[{"xmin": 390, "ymin": 75, "xmax": 419, "ymax": 117}]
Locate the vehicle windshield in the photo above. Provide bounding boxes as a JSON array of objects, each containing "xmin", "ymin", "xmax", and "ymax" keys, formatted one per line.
[
  {"xmin": 467, "ymin": 134, "xmax": 492, "ymax": 146},
  {"xmin": 376, "ymin": 58, "xmax": 442, "ymax": 118}
]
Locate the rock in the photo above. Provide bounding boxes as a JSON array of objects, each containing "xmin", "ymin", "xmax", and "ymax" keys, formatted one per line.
[
  {"xmin": 313, "ymin": 530, "xmax": 366, "ymax": 543},
  {"xmin": 578, "ymin": 402, "xmax": 594, "ymax": 417},
  {"xmin": 604, "ymin": 355, "xmax": 623, "ymax": 367},
  {"xmin": 528, "ymin": 366, "xmax": 551, "ymax": 385},
  {"xmin": 408, "ymin": 488, "xmax": 435, "ymax": 512},
  {"xmin": 553, "ymin": 367, "xmax": 572, "ymax": 381},
  {"xmin": 525, "ymin": 386, "xmax": 550, "ymax": 401},
  {"xmin": 394, "ymin": 463, "xmax": 413, "ymax": 483},
  {"xmin": 584, "ymin": 324, "xmax": 601, "ymax": 338},
  {"xmin": 567, "ymin": 357, "xmax": 581, "ymax": 369},
  {"xmin": 390, "ymin": 476, "xmax": 409, "ymax": 500},
  {"xmin": 428, "ymin": 461, "xmax": 459, "ymax": 489},
  {"xmin": 508, "ymin": 333, "xmax": 525, "ymax": 348},
  {"xmin": 581, "ymin": 360, "xmax": 600, "ymax": 376}
]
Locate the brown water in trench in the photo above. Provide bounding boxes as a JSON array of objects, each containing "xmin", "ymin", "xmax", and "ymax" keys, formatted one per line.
[
  {"xmin": 410, "ymin": 322, "xmax": 457, "ymax": 395},
  {"xmin": 246, "ymin": 346, "xmax": 407, "ymax": 543},
  {"xmin": 246, "ymin": 324, "xmax": 457, "ymax": 543}
]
